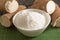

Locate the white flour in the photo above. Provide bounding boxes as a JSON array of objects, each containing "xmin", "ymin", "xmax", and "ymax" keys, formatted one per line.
[{"xmin": 15, "ymin": 11, "xmax": 46, "ymax": 30}]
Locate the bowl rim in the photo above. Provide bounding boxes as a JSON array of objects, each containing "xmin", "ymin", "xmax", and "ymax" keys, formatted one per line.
[{"xmin": 12, "ymin": 9, "xmax": 51, "ymax": 31}]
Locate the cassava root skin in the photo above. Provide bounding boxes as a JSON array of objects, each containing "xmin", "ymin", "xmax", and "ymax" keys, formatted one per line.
[
  {"xmin": 0, "ymin": 5, "xmax": 26, "ymax": 27},
  {"xmin": 30, "ymin": 0, "xmax": 56, "ymax": 14},
  {"xmin": 30, "ymin": 0, "xmax": 50, "ymax": 11},
  {"xmin": 51, "ymin": 5, "xmax": 60, "ymax": 27}
]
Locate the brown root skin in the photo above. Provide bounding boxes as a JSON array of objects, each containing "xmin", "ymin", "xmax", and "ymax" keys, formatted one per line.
[
  {"xmin": 17, "ymin": 5, "xmax": 27, "ymax": 11},
  {"xmin": 30, "ymin": 0, "xmax": 50, "ymax": 11},
  {"xmin": 0, "ymin": 0, "xmax": 6, "ymax": 10},
  {"xmin": 51, "ymin": 4, "xmax": 60, "ymax": 27},
  {"xmin": 0, "ymin": 5, "xmax": 26, "ymax": 27}
]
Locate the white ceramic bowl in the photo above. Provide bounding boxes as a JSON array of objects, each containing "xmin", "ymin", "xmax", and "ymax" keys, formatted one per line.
[{"xmin": 12, "ymin": 9, "xmax": 51, "ymax": 37}]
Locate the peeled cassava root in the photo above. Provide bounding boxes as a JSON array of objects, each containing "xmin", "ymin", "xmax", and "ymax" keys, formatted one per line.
[
  {"xmin": 51, "ymin": 5, "xmax": 60, "ymax": 27},
  {"xmin": 30, "ymin": 0, "xmax": 56, "ymax": 14},
  {"xmin": 0, "ymin": 0, "xmax": 19, "ymax": 13},
  {"xmin": 0, "ymin": 5, "xmax": 26, "ymax": 27}
]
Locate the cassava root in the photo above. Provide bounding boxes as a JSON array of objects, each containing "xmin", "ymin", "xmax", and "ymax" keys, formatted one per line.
[
  {"xmin": 51, "ymin": 4, "xmax": 60, "ymax": 27},
  {"xmin": 0, "ymin": 5, "xmax": 26, "ymax": 27},
  {"xmin": 0, "ymin": 0, "xmax": 19, "ymax": 13},
  {"xmin": 30, "ymin": 0, "xmax": 56, "ymax": 14}
]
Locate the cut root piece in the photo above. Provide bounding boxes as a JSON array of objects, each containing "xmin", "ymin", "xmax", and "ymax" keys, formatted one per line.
[
  {"xmin": 5, "ymin": 0, "xmax": 19, "ymax": 13},
  {"xmin": 51, "ymin": 5, "xmax": 60, "ymax": 27},
  {"xmin": 0, "ymin": 13, "xmax": 14, "ymax": 27},
  {"xmin": 0, "ymin": 15, "xmax": 11, "ymax": 27},
  {"xmin": 55, "ymin": 17, "xmax": 60, "ymax": 27},
  {"xmin": 30, "ymin": 0, "xmax": 56, "ymax": 14},
  {"xmin": 46, "ymin": 0, "xmax": 56, "ymax": 14},
  {"xmin": 0, "ymin": 13, "xmax": 16, "ymax": 27}
]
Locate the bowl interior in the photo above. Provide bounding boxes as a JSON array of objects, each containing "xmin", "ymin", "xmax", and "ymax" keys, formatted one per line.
[{"xmin": 13, "ymin": 9, "xmax": 51, "ymax": 31}]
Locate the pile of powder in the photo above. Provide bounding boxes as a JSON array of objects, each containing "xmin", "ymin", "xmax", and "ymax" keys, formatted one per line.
[{"xmin": 15, "ymin": 11, "xmax": 46, "ymax": 30}]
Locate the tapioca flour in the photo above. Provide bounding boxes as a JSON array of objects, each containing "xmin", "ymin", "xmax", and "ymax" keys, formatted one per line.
[{"xmin": 15, "ymin": 11, "xmax": 46, "ymax": 30}]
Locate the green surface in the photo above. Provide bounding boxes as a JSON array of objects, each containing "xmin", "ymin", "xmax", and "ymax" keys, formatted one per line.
[{"xmin": 0, "ymin": 24, "xmax": 60, "ymax": 40}]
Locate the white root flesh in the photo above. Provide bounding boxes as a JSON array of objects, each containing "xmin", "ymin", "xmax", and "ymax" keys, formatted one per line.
[
  {"xmin": 46, "ymin": 0, "xmax": 56, "ymax": 14},
  {"xmin": 5, "ymin": 0, "xmax": 19, "ymax": 13}
]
